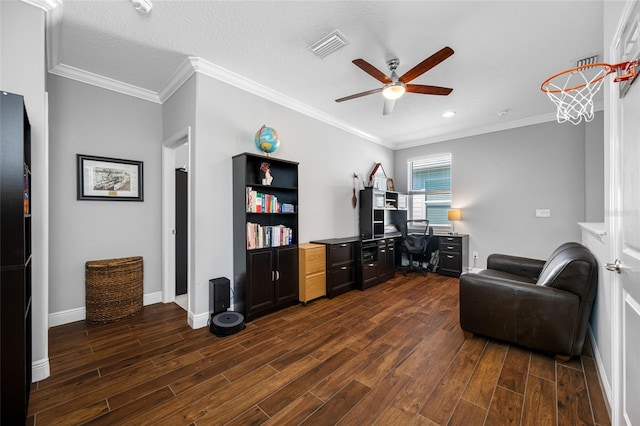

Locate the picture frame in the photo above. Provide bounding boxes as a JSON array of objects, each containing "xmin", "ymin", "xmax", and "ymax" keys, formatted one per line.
[
  {"xmin": 77, "ymin": 154, "xmax": 143, "ymax": 201},
  {"xmin": 387, "ymin": 178, "xmax": 395, "ymax": 191}
]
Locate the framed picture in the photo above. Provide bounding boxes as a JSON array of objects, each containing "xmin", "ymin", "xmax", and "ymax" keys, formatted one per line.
[
  {"xmin": 387, "ymin": 178, "xmax": 395, "ymax": 191},
  {"xmin": 77, "ymin": 154, "xmax": 143, "ymax": 201}
]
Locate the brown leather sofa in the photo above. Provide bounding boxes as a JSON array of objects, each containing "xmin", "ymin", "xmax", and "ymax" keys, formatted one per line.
[{"xmin": 459, "ymin": 242, "xmax": 598, "ymax": 359}]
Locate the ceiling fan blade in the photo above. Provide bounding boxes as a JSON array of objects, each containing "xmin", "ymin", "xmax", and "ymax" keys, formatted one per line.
[
  {"xmin": 406, "ymin": 84, "xmax": 453, "ymax": 96},
  {"xmin": 335, "ymin": 87, "xmax": 383, "ymax": 102},
  {"xmin": 399, "ymin": 46, "xmax": 454, "ymax": 83},
  {"xmin": 383, "ymin": 98, "xmax": 396, "ymax": 115},
  {"xmin": 352, "ymin": 59, "xmax": 392, "ymax": 84}
]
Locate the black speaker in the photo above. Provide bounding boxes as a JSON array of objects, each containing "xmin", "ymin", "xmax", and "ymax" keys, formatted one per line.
[{"xmin": 209, "ymin": 277, "xmax": 230, "ymax": 314}]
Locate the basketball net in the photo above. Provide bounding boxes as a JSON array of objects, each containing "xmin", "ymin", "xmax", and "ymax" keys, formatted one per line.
[{"xmin": 541, "ymin": 61, "xmax": 638, "ymax": 125}]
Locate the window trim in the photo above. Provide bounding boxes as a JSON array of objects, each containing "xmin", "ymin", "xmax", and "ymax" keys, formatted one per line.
[{"xmin": 407, "ymin": 153, "xmax": 452, "ymax": 232}]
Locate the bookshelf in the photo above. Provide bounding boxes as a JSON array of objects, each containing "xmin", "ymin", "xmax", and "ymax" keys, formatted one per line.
[
  {"xmin": 359, "ymin": 187, "xmax": 407, "ymax": 240},
  {"xmin": 0, "ymin": 91, "xmax": 32, "ymax": 423},
  {"xmin": 232, "ymin": 153, "xmax": 299, "ymax": 322}
]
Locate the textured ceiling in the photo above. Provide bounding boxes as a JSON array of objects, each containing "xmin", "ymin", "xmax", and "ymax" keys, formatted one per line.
[{"xmin": 51, "ymin": 1, "xmax": 605, "ymax": 148}]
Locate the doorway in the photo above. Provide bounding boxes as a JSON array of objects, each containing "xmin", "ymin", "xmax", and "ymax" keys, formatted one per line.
[
  {"xmin": 175, "ymin": 168, "xmax": 188, "ymax": 302},
  {"xmin": 161, "ymin": 127, "xmax": 191, "ymax": 318}
]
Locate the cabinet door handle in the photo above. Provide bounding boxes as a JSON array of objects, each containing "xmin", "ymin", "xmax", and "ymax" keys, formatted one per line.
[
  {"xmin": 271, "ymin": 271, "xmax": 275, "ymax": 281},
  {"xmin": 446, "ymin": 238, "xmax": 454, "ymax": 241},
  {"xmin": 275, "ymin": 270, "xmax": 280, "ymax": 280},
  {"xmin": 447, "ymin": 246, "xmax": 455, "ymax": 250},
  {"xmin": 388, "ymin": 247, "xmax": 394, "ymax": 251},
  {"xmin": 380, "ymin": 249, "xmax": 386, "ymax": 253},
  {"xmin": 368, "ymin": 263, "xmax": 375, "ymax": 267},
  {"xmin": 340, "ymin": 266, "xmax": 348, "ymax": 270},
  {"xmin": 447, "ymin": 255, "xmax": 454, "ymax": 259},
  {"xmin": 340, "ymin": 244, "xmax": 348, "ymax": 247}
]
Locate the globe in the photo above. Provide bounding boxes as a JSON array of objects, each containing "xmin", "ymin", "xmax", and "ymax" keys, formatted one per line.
[{"xmin": 255, "ymin": 125, "xmax": 280, "ymax": 155}]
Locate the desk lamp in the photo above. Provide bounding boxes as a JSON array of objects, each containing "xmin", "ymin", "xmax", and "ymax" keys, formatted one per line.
[{"xmin": 448, "ymin": 209, "xmax": 461, "ymax": 235}]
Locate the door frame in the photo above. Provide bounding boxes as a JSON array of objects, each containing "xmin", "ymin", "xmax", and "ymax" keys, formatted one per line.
[
  {"xmin": 161, "ymin": 127, "xmax": 192, "ymax": 315},
  {"xmin": 607, "ymin": 1, "xmax": 638, "ymax": 423}
]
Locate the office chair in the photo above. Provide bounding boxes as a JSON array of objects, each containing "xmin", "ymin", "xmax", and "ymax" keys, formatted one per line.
[{"xmin": 400, "ymin": 220, "xmax": 433, "ymax": 276}]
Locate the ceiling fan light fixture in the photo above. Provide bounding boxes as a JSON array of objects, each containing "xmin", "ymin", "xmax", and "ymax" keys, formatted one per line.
[{"xmin": 382, "ymin": 82, "xmax": 406, "ymax": 100}]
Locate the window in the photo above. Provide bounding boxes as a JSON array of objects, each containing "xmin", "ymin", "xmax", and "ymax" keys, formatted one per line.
[{"xmin": 407, "ymin": 154, "xmax": 452, "ymax": 229}]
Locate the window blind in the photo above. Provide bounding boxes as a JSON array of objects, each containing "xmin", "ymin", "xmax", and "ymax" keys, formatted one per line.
[{"xmin": 408, "ymin": 153, "xmax": 452, "ymax": 226}]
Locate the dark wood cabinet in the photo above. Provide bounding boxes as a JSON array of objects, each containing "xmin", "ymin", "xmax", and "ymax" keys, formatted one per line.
[
  {"xmin": 358, "ymin": 238, "xmax": 396, "ymax": 290},
  {"xmin": 310, "ymin": 238, "xmax": 357, "ymax": 298},
  {"xmin": 233, "ymin": 153, "xmax": 299, "ymax": 322},
  {"xmin": 438, "ymin": 235, "xmax": 469, "ymax": 277},
  {"xmin": 1, "ymin": 91, "xmax": 32, "ymax": 424},
  {"xmin": 378, "ymin": 238, "xmax": 396, "ymax": 282}
]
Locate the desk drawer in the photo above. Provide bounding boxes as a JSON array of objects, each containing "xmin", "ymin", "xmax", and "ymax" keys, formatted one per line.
[
  {"xmin": 439, "ymin": 237, "xmax": 461, "ymax": 251},
  {"xmin": 329, "ymin": 264, "xmax": 355, "ymax": 297},
  {"xmin": 303, "ymin": 249, "xmax": 325, "ymax": 275},
  {"xmin": 302, "ymin": 272, "xmax": 326, "ymax": 302},
  {"xmin": 440, "ymin": 251, "xmax": 461, "ymax": 267},
  {"xmin": 330, "ymin": 243, "xmax": 355, "ymax": 266}
]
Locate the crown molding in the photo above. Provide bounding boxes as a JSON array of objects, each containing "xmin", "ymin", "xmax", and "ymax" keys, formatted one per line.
[
  {"xmin": 45, "ymin": 1, "xmax": 62, "ymax": 72},
  {"xmin": 187, "ymin": 57, "xmax": 388, "ymax": 147},
  {"xmin": 21, "ymin": 0, "xmax": 61, "ymax": 12},
  {"xmin": 392, "ymin": 113, "xmax": 560, "ymax": 150},
  {"xmin": 392, "ymin": 102, "xmax": 604, "ymax": 150},
  {"xmin": 49, "ymin": 63, "xmax": 162, "ymax": 103},
  {"xmin": 157, "ymin": 57, "xmax": 197, "ymax": 103}
]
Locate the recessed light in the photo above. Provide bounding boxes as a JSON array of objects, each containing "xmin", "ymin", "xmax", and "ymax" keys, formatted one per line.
[
  {"xmin": 131, "ymin": 0, "xmax": 152, "ymax": 13},
  {"xmin": 442, "ymin": 111, "xmax": 456, "ymax": 118},
  {"xmin": 498, "ymin": 109, "xmax": 510, "ymax": 116}
]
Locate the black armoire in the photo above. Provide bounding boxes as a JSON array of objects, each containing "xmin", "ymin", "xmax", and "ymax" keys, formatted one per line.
[{"xmin": 0, "ymin": 91, "xmax": 32, "ymax": 423}]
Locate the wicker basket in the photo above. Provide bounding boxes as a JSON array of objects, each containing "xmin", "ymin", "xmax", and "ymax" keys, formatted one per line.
[{"xmin": 85, "ymin": 256, "xmax": 143, "ymax": 324}]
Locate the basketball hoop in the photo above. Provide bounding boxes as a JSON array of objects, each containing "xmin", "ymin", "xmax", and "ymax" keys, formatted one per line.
[{"xmin": 541, "ymin": 60, "xmax": 638, "ymax": 124}]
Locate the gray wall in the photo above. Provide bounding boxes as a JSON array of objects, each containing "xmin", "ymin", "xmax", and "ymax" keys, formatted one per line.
[
  {"xmin": 394, "ymin": 120, "xmax": 594, "ymax": 268},
  {"xmin": 48, "ymin": 75, "xmax": 163, "ymax": 314},
  {"xmin": 190, "ymin": 73, "xmax": 394, "ymax": 315},
  {"xmin": 1, "ymin": 1, "xmax": 49, "ymax": 380},
  {"xmin": 46, "ymin": 70, "xmax": 394, "ymax": 321},
  {"xmin": 585, "ymin": 112, "xmax": 605, "ymax": 222}
]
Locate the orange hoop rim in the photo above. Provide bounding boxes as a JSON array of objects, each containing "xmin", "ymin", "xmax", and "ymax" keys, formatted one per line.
[{"xmin": 541, "ymin": 61, "xmax": 637, "ymax": 94}]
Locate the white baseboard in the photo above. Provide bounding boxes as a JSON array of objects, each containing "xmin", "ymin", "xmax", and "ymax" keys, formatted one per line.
[
  {"xmin": 144, "ymin": 291, "xmax": 162, "ymax": 305},
  {"xmin": 189, "ymin": 311, "xmax": 209, "ymax": 329},
  {"xmin": 587, "ymin": 326, "xmax": 613, "ymax": 414},
  {"xmin": 32, "ymin": 357, "xmax": 51, "ymax": 382},
  {"xmin": 49, "ymin": 306, "xmax": 86, "ymax": 327},
  {"xmin": 48, "ymin": 291, "xmax": 164, "ymax": 327}
]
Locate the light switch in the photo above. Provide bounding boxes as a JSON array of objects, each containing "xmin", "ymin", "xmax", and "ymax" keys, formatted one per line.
[{"xmin": 536, "ymin": 209, "xmax": 551, "ymax": 218}]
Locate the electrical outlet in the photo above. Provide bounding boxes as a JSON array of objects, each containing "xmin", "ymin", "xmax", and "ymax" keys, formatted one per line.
[
  {"xmin": 536, "ymin": 209, "xmax": 551, "ymax": 218},
  {"xmin": 473, "ymin": 251, "xmax": 478, "ymax": 259}
]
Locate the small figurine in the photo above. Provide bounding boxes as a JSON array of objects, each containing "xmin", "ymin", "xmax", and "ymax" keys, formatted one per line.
[{"xmin": 260, "ymin": 162, "xmax": 273, "ymax": 185}]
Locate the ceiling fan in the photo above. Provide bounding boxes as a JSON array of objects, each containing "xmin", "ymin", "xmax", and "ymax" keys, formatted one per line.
[{"xmin": 335, "ymin": 46, "xmax": 455, "ymax": 115}]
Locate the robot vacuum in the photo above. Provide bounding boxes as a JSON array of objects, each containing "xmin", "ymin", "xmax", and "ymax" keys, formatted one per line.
[{"xmin": 209, "ymin": 311, "xmax": 245, "ymax": 337}]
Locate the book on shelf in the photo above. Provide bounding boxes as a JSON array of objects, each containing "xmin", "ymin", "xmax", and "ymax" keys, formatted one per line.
[
  {"xmin": 246, "ymin": 187, "xmax": 294, "ymax": 214},
  {"xmin": 246, "ymin": 222, "xmax": 294, "ymax": 249}
]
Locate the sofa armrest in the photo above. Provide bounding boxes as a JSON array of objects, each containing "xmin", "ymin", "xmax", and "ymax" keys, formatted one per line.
[{"xmin": 486, "ymin": 254, "xmax": 545, "ymax": 280}]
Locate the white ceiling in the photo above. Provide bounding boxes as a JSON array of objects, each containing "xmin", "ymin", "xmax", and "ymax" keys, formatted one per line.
[{"xmin": 48, "ymin": 0, "xmax": 605, "ymax": 149}]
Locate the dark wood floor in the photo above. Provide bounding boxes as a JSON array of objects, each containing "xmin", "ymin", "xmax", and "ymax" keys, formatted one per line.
[{"xmin": 29, "ymin": 273, "xmax": 610, "ymax": 425}]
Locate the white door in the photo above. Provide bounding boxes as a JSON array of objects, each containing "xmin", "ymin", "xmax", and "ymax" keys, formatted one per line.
[{"xmin": 609, "ymin": 2, "xmax": 640, "ymax": 424}]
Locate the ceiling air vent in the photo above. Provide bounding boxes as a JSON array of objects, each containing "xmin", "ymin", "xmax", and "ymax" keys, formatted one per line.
[
  {"xmin": 576, "ymin": 55, "xmax": 599, "ymax": 67},
  {"xmin": 308, "ymin": 30, "xmax": 349, "ymax": 58}
]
